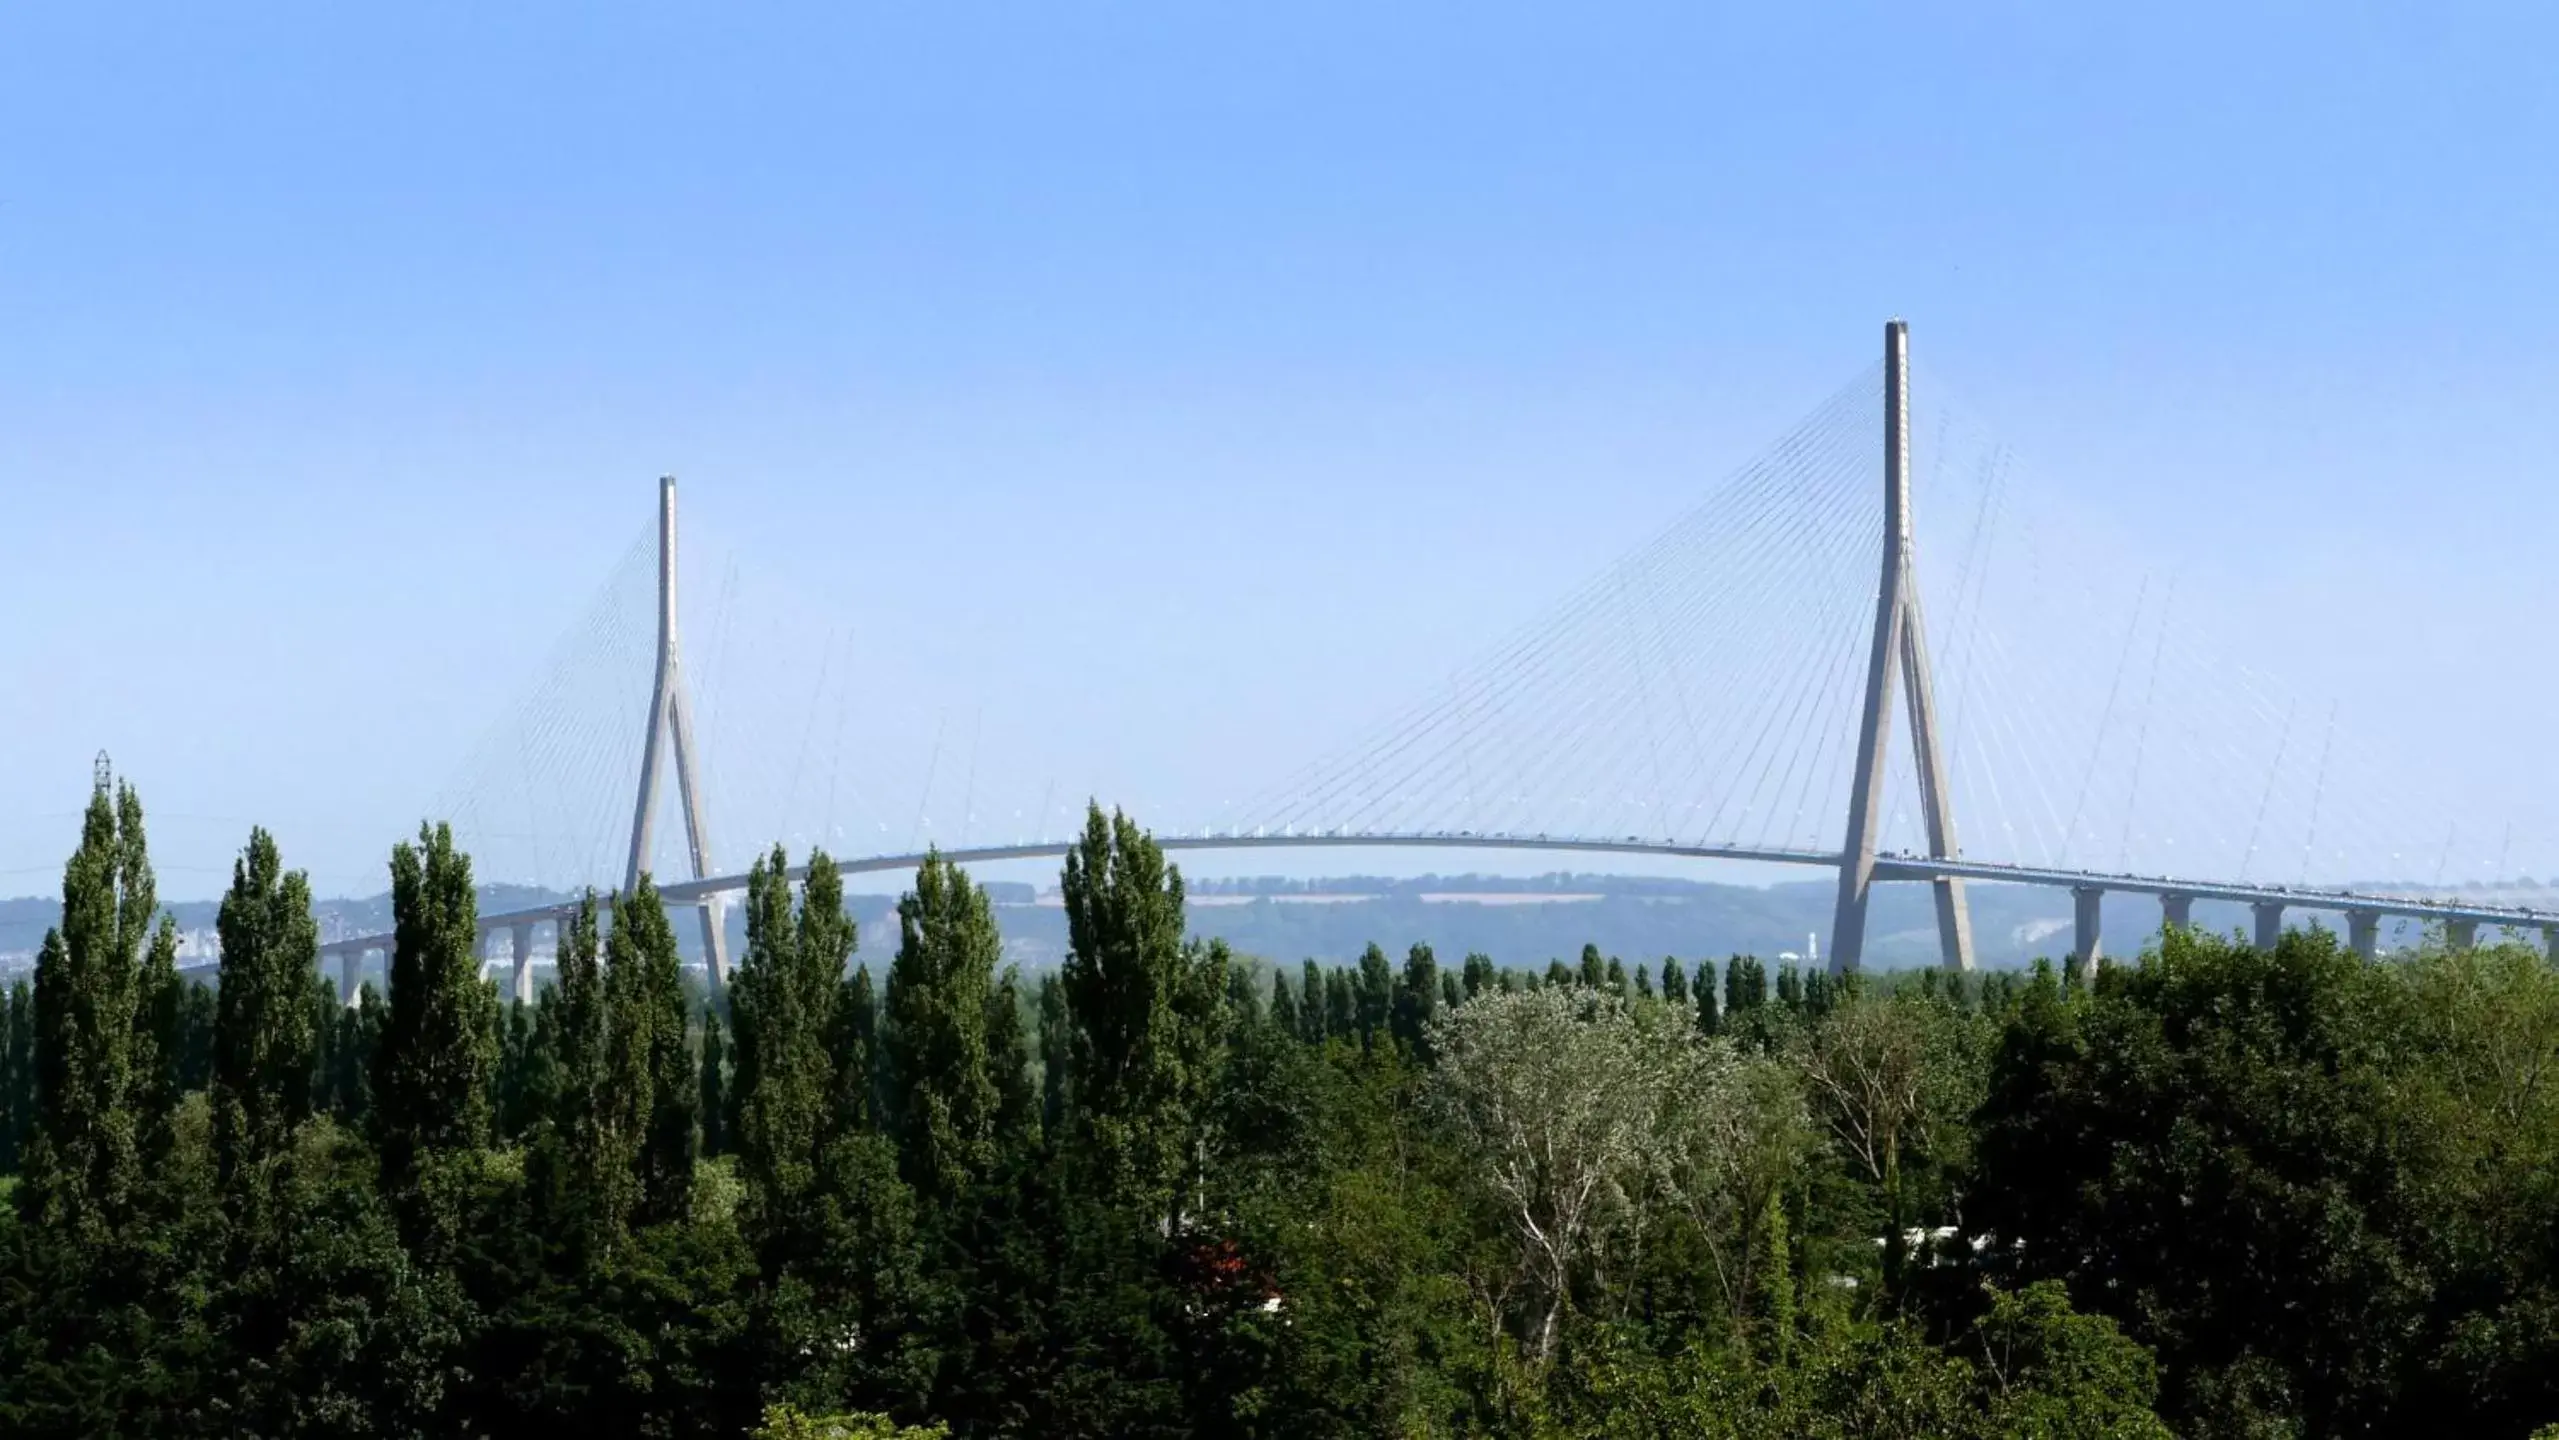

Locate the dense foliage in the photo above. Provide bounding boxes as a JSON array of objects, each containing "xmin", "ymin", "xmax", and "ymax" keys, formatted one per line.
[{"xmin": 1, "ymin": 781, "xmax": 2555, "ymax": 1436}]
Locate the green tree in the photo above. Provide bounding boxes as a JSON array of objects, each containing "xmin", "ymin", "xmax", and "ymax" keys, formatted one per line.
[
  {"xmin": 700, "ymin": 1003, "xmax": 730, "ymax": 1159},
  {"xmin": 1391, "ymin": 942, "xmax": 1439, "ymax": 1055},
  {"xmin": 883, "ymin": 851, "xmax": 1002, "ymax": 1203},
  {"xmin": 1355, "ymin": 943, "xmax": 1394, "ymax": 1047},
  {"xmin": 1037, "ymin": 971, "xmax": 1071, "ymax": 1136},
  {"xmin": 1774, "ymin": 962, "xmax": 1803, "ymax": 1013},
  {"xmin": 609, "ymin": 876, "xmax": 697, "ymax": 1227},
  {"xmin": 22, "ymin": 776, "xmax": 159, "ymax": 1242},
  {"xmin": 985, "ymin": 965, "xmax": 1039, "ymax": 1158},
  {"xmin": 1324, "ymin": 966, "xmax": 1355, "ymax": 1041},
  {"xmin": 0, "ymin": 981, "xmax": 31, "ymax": 1172},
  {"xmin": 1057, "ymin": 803, "xmax": 1225, "ymax": 1222},
  {"xmin": 132, "ymin": 916, "xmax": 184, "ymax": 1170},
  {"xmin": 371, "ymin": 820, "xmax": 496, "ymax": 1257},
  {"xmin": 1726, "ymin": 955, "xmax": 1766, "ymax": 1015},
  {"xmin": 1969, "ymin": 927, "xmax": 2473, "ymax": 1435},
  {"xmin": 325, "ymin": 982, "xmax": 386, "ymax": 1125},
  {"xmin": 834, "ymin": 964, "xmax": 880, "ymax": 1133},
  {"xmin": 731, "ymin": 844, "xmax": 857, "ymax": 1251},
  {"xmin": 533, "ymin": 889, "xmax": 629, "ymax": 1248},
  {"xmin": 210, "ymin": 827, "xmax": 320, "ymax": 1201},
  {"xmin": 1270, "ymin": 967, "xmax": 1301, "ymax": 1039}
]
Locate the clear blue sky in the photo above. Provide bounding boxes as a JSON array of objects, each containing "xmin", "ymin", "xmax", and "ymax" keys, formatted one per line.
[{"xmin": 4, "ymin": 4, "xmax": 2554, "ymax": 900}]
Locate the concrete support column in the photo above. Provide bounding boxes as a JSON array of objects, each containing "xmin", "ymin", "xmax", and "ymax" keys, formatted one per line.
[
  {"xmin": 510, "ymin": 922, "xmax": 535, "ymax": 1004},
  {"xmin": 699, "ymin": 897, "xmax": 730, "ymax": 989},
  {"xmin": 2348, "ymin": 911, "xmax": 2381, "ymax": 960},
  {"xmin": 2071, "ymin": 886, "xmax": 2104, "ymax": 979},
  {"xmin": 2252, "ymin": 901, "xmax": 2284, "ymax": 951},
  {"xmin": 2544, "ymin": 926, "xmax": 2559, "ymax": 964},
  {"xmin": 338, "ymin": 947, "xmax": 360, "ymax": 1006},
  {"xmin": 1828, "ymin": 321, "xmax": 1974, "ymax": 974},
  {"xmin": 2161, "ymin": 893, "xmax": 2195, "ymax": 933},
  {"xmin": 2447, "ymin": 919, "xmax": 2478, "ymax": 952}
]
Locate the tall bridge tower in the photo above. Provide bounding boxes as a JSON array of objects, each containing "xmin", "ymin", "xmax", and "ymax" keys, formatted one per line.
[
  {"xmin": 627, "ymin": 475, "xmax": 730, "ymax": 982},
  {"xmin": 1830, "ymin": 321, "xmax": 1975, "ymax": 973}
]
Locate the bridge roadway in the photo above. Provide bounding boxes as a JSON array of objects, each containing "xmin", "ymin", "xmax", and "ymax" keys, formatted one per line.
[{"xmin": 313, "ymin": 832, "xmax": 2559, "ymax": 997}]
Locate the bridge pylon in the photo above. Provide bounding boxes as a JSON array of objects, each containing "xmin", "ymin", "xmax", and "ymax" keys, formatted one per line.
[
  {"xmin": 626, "ymin": 475, "xmax": 730, "ymax": 984},
  {"xmin": 1830, "ymin": 321, "xmax": 1975, "ymax": 974}
]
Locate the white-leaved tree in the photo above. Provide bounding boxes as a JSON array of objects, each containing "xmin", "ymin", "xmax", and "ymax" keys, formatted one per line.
[{"xmin": 1425, "ymin": 986, "xmax": 1734, "ymax": 1364}]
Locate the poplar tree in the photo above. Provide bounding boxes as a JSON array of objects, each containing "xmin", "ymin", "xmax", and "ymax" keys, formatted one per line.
[
  {"xmin": 698, "ymin": 1006, "xmax": 729, "ymax": 1160},
  {"xmin": 883, "ymin": 850, "xmax": 1002, "ymax": 1203},
  {"xmin": 1324, "ymin": 968, "xmax": 1355, "ymax": 1041},
  {"xmin": 1392, "ymin": 943, "xmax": 1439, "ymax": 1055},
  {"xmin": 1726, "ymin": 956, "xmax": 1766, "ymax": 1014},
  {"xmin": 1356, "ymin": 943, "xmax": 1394, "ymax": 1045},
  {"xmin": 326, "ymin": 984, "xmax": 385, "ymax": 1124},
  {"xmin": 1663, "ymin": 957, "xmax": 1690, "ymax": 1006},
  {"xmin": 986, "ymin": 965, "xmax": 1040, "ymax": 1159},
  {"xmin": 536, "ymin": 890, "xmax": 627, "ymax": 1247},
  {"xmin": 551, "ymin": 893, "xmax": 605, "ymax": 1137},
  {"xmin": 134, "ymin": 917, "xmax": 185, "ymax": 1170},
  {"xmin": 834, "ymin": 964, "xmax": 879, "ymax": 1133},
  {"xmin": 1224, "ymin": 962, "xmax": 1262, "ymax": 1027},
  {"xmin": 372, "ymin": 821, "xmax": 495, "ymax": 1253},
  {"xmin": 1299, "ymin": 959, "xmax": 1325, "ymax": 1044},
  {"xmin": 494, "ymin": 1001, "xmax": 541, "ymax": 1141},
  {"xmin": 1058, "ymin": 803, "xmax": 1221, "ymax": 1220},
  {"xmin": 0, "ymin": 982, "xmax": 29, "ymax": 1172},
  {"xmin": 23, "ymin": 776, "xmax": 157, "ymax": 1241},
  {"xmin": 730, "ymin": 845, "xmax": 855, "ymax": 1250},
  {"xmin": 1037, "ymin": 973, "xmax": 1071, "ymax": 1136},
  {"xmin": 610, "ymin": 877, "xmax": 696, "ymax": 1228},
  {"xmin": 1579, "ymin": 944, "xmax": 1606, "ymax": 990},
  {"xmin": 1269, "ymin": 970, "xmax": 1300, "ymax": 1040},
  {"xmin": 211, "ymin": 827, "xmax": 320, "ymax": 1199}
]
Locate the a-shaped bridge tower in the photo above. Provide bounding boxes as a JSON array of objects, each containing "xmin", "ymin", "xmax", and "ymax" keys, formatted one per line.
[{"xmin": 1830, "ymin": 319, "xmax": 1974, "ymax": 972}]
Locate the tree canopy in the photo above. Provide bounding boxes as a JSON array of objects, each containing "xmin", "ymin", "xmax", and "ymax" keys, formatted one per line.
[{"xmin": 3, "ymin": 786, "xmax": 2554, "ymax": 1437}]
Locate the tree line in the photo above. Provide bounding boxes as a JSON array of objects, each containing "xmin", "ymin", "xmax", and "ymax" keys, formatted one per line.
[{"xmin": 3, "ymin": 774, "xmax": 2558, "ymax": 1437}]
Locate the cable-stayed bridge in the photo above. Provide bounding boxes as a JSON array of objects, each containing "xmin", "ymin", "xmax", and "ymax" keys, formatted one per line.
[{"xmin": 323, "ymin": 321, "xmax": 2559, "ymax": 997}]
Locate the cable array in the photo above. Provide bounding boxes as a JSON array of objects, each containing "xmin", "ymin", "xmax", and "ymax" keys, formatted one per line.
[
  {"xmin": 1222, "ymin": 367, "xmax": 1888, "ymax": 853},
  {"xmin": 427, "ymin": 529, "xmax": 657, "ymax": 890},
  {"xmin": 1895, "ymin": 363, "xmax": 2532, "ymax": 892},
  {"xmin": 419, "ymin": 354, "xmax": 2545, "ymax": 907}
]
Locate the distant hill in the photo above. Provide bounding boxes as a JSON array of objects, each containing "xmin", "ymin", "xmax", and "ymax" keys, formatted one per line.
[{"xmin": 12, "ymin": 868, "xmax": 2528, "ymax": 984}]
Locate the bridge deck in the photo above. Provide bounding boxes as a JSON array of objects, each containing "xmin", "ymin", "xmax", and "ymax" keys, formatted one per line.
[{"xmin": 314, "ymin": 832, "xmax": 2559, "ymax": 957}]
